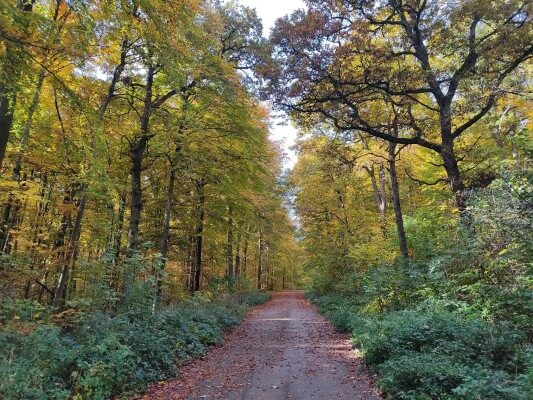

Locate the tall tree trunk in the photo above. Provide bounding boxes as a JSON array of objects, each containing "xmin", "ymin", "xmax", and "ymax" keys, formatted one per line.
[
  {"xmin": 1, "ymin": 198, "xmax": 20, "ymax": 254},
  {"xmin": 335, "ymin": 187, "xmax": 352, "ymax": 236},
  {"xmin": 154, "ymin": 169, "xmax": 175, "ymax": 308},
  {"xmin": 440, "ymin": 107, "xmax": 466, "ymax": 211},
  {"xmin": 123, "ymin": 144, "xmax": 144, "ymax": 297},
  {"xmin": 1, "ymin": 71, "xmax": 45, "ymax": 258},
  {"xmin": 51, "ymin": 36, "xmax": 128, "ymax": 302},
  {"xmin": 226, "ymin": 205, "xmax": 234, "ymax": 278},
  {"xmin": 186, "ymin": 235, "xmax": 194, "ymax": 292},
  {"xmin": 0, "ymin": 85, "xmax": 15, "ymax": 169},
  {"xmin": 127, "ymin": 138, "xmax": 149, "ymax": 254},
  {"xmin": 0, "ymin": 193, "xmax": 14, "ymax": 251},
  {"xmin": 365, "ymin": 164, "xmax": 387, "ymax": 235},
  {"xmin": 192, "ymin": 180, "xmax": 205, "ymax": 292},
  {"xmin": 24, "ymin": 172, "xmax": 51, "ymax": 298},
  {"xmin": 0, "ymin": 0, "xmax": 37, "ymax": 168},
  {"xmin": 54, "ymin": 190, "xmax": 87, "ymax": 307},
  {"xmin": 242, "ymin": 238, "xmax": 248, "ymax": 277},
  {"xmin": 388, "ymin": 142, "xmax": 409, "ymax": 259},
  {"xmin": 441, "ymin": 140, "xmax": 466, "ymax": 211},
  {"xmin": 112, "ymin": 193, "xmax": 126, "ymax": 267},
  {"xmin": 368, "ymin": 164, "xmax": 388, "ymax": 215},
  {"xmin": 37, "ymin": 269, "xmax": 53, "ymax": 303},
  {"xmin": 257, "ymin": 230, "xmax": 263, "ymax": 290},
  {"xmin": 50, "ymin": 190, "xmax": 73, "ymax": 305},
  {"xmin": 234, "ymin": 233, "xmax": 241, "ymax": 277},
  {"xmin": 124, "ymin": 65, "xmax": 155, "ymax": 296},
  {"xmin": 13, "ymin": 70, "xmax": 45, "ymax": 181}
]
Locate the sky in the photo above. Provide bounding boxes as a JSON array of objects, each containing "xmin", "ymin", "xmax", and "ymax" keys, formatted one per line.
[{"xmin": 239, "ymin": 0, "xmax": 306, "ymax": 170}]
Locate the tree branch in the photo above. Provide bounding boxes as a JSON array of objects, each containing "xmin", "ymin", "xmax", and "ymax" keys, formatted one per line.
[{"xmin": 404, "ymin": 168, "xmax": 448, "ymax": 186}]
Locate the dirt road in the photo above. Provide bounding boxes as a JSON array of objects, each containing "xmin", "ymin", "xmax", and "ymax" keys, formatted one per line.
[{"xmin": 143, "ymin": 291, "xmax": 381, "ymax": 400}]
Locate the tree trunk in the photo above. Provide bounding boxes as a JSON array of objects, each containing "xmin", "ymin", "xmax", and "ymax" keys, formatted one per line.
[
  {"xmin": 50, "ymin": 190, "xmax": 73, "ymax": 306},
  {"xmin": 123, "ymin": 143, "xmax": 145, "ymax": 297},
  {"xmin": 365, "ymin": 164, "xmax": 387, "ymax": 235},
  {"xmin": 440, "ymin": 108, "xmax": 466, "ymax": 211},
  {"xmin": 0, "ymin": 85, "xmax": 15, "ymax": 169},
  {"xmin": 242, "ymin": 238, "xmax": 248, "ymax": 277},
  {"xmin": 3, "ymin": 197, "xmax": 21, "ymax": 254},
  {"xmin": 368, "ymin": 164, "xmax": 387, "ymax": 215},
  {"xmin": 257, "ymin": 230, "xmax": 263, "ymax": 290},
  {"xmin": 53, "ymin": 36, "xmax": 128, "ymax": 301},
  {"xmin": 192, "ymin": 180, "xmax": 205, "ymax": 292},
  {"xmin": 23, "ymin": 173, "xmax": 51, "ymax": 297},
  {"xmin": 154, "ymin": 169, "xmax": 175, "ymax": 308},
  {"xmin": 37, "ymin": 269, "xmax": 53, "ymax": 302},
  {"xmin": 113, "ymin": 193, "xmax": 126, "ymax": 267},
  {"xmin": 441, "ymin": 140, "xmax": 466, "ymax": 211},
  {"xmin": 124, "ymin": 65, "xmax": 155, "ymax": 297},
  {"xmin": 0, "ymin": 193, "xmax": 14, "ymax": 251},
  {"xmin": 13, "ymin": 70, "xmax": 45, "ymax": 181},
  {"xmin": 186, "ymin": 235, "xmax": 194, "ymax": 292},
  {"xmin": 335, "ymin": 187, "xmax": 352, "ymax": 236},
  {"xmin": 0, "ymin": 0, "xmax": 37, "ymax": 168},
  {"xmin": 234, "ymin": 233, "xmax": 241, "ymax": 277},
  {"xmin": 127, "ymin": 137, "xmax": 149, "ymax": 254},
  {"xmin": 1, "ymin": 71, "xmax": 45, "ymax": 256},
  {"xmin": 226, "ymin": 205, "xmax": 234, "ymax": 278},
  {"xmin": 54, "ymin": 190, "xmax": 87, "ymax": 307},
  {"xmin": 388, "ymin": 142, "xmax": 409, "ymax": 259}
]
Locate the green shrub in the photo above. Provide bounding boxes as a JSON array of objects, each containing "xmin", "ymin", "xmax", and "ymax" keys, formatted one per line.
[
  {"xmin": 0, "ymin": 290, "xmax": 270, "ymax": 399},
  {"xmin": 236, "ymin": 291, "xmax": 271, "ymax": 306},
  {"xmin": 310, "ymin": 293, "xmax": 530, "ymax": 400},
  {"xmin": 74, "ymin": 334, "xmax": 136, "ymax": 399},
  {"xmin": 378, "ymin": 352, "xmax": 528, "ymax": 400},
  {"xmin": 453, "ymin": 368, "xmax": 529, "ymax": 400},
  {"xmin": 378, "ymin": 352, "xmax": 466, "ymax": 400},
  {"xmin": 0, "ymin": 327, "xmax": 77, "ymax": 400}
]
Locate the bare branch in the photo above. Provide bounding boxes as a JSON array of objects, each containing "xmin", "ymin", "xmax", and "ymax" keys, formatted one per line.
[{"xmin": 404, "ymin": 168, "xmax": 448, "ymax": 186}]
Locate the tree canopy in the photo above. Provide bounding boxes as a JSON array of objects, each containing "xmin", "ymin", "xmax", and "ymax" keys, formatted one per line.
[
  {"xmin": 0, "ymin": 0, "xmax": 300, "ymax": 308},
  {"xmin": 0, "ymin": 1, "xmax": 531, "ymax": 399},
  {"xmin": 264, "ymin": 0, "xmax": 532, "ymax": 209}
]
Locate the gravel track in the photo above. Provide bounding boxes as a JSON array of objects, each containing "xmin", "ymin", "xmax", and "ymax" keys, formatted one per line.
[{"xmin": 143, "ymin": 290, "xmax": 381, "ymax": 400}]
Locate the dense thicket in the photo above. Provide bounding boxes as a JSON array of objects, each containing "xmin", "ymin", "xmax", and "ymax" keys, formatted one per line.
[{"xmin": 265, "ymin": 1, "xmax": 532, "ymax": 399}]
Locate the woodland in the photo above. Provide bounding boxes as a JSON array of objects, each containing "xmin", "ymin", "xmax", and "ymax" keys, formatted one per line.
[{"xmin": 0, "ymin": 1, "xmax": 532, "ymax": 399}]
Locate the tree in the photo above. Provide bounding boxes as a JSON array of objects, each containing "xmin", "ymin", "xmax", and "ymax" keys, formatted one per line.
[
  {"xmin": 0, "ymin": 0, "xmax": 299, "ymax": 309},
  {"xmin": 0, "ymin": 0, "xmax": 37, "ymax": 168},
  {"xmin": 265, "ymin": 0, "xmax": 532, "ymax": 210}
]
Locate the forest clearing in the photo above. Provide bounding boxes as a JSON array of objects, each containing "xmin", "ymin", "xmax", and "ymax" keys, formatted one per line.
[{"xmin": 0, "ymin": 1, "xmax": 532, "ymax": 399}]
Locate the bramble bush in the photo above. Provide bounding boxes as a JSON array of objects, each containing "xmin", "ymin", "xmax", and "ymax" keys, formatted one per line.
[{"xmin": 0, "ymin": 290, "xmax": 270, "ymax": 399}]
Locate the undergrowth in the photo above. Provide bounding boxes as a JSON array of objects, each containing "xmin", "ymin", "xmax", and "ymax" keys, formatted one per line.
[
  {"xmin": 0, "ymin": 290, "xmax": 270, "ymax": 399},
  {"xmin": 309, "ymin": 292, "xmax": 532, "ymax": 400},
  {"xmin": 306, "ymin": 171, "xmax": 533, "ymax": 399}
]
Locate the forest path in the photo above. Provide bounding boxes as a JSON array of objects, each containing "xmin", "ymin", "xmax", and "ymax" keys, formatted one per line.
[{"xmin": 143, "ymin": 291, "xmax": 381, "ymax": 400}]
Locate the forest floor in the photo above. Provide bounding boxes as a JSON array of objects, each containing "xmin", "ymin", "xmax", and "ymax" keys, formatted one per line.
[{"xmin": 142, "ymin": 291, "xmax": 381, "ymax": 400}]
